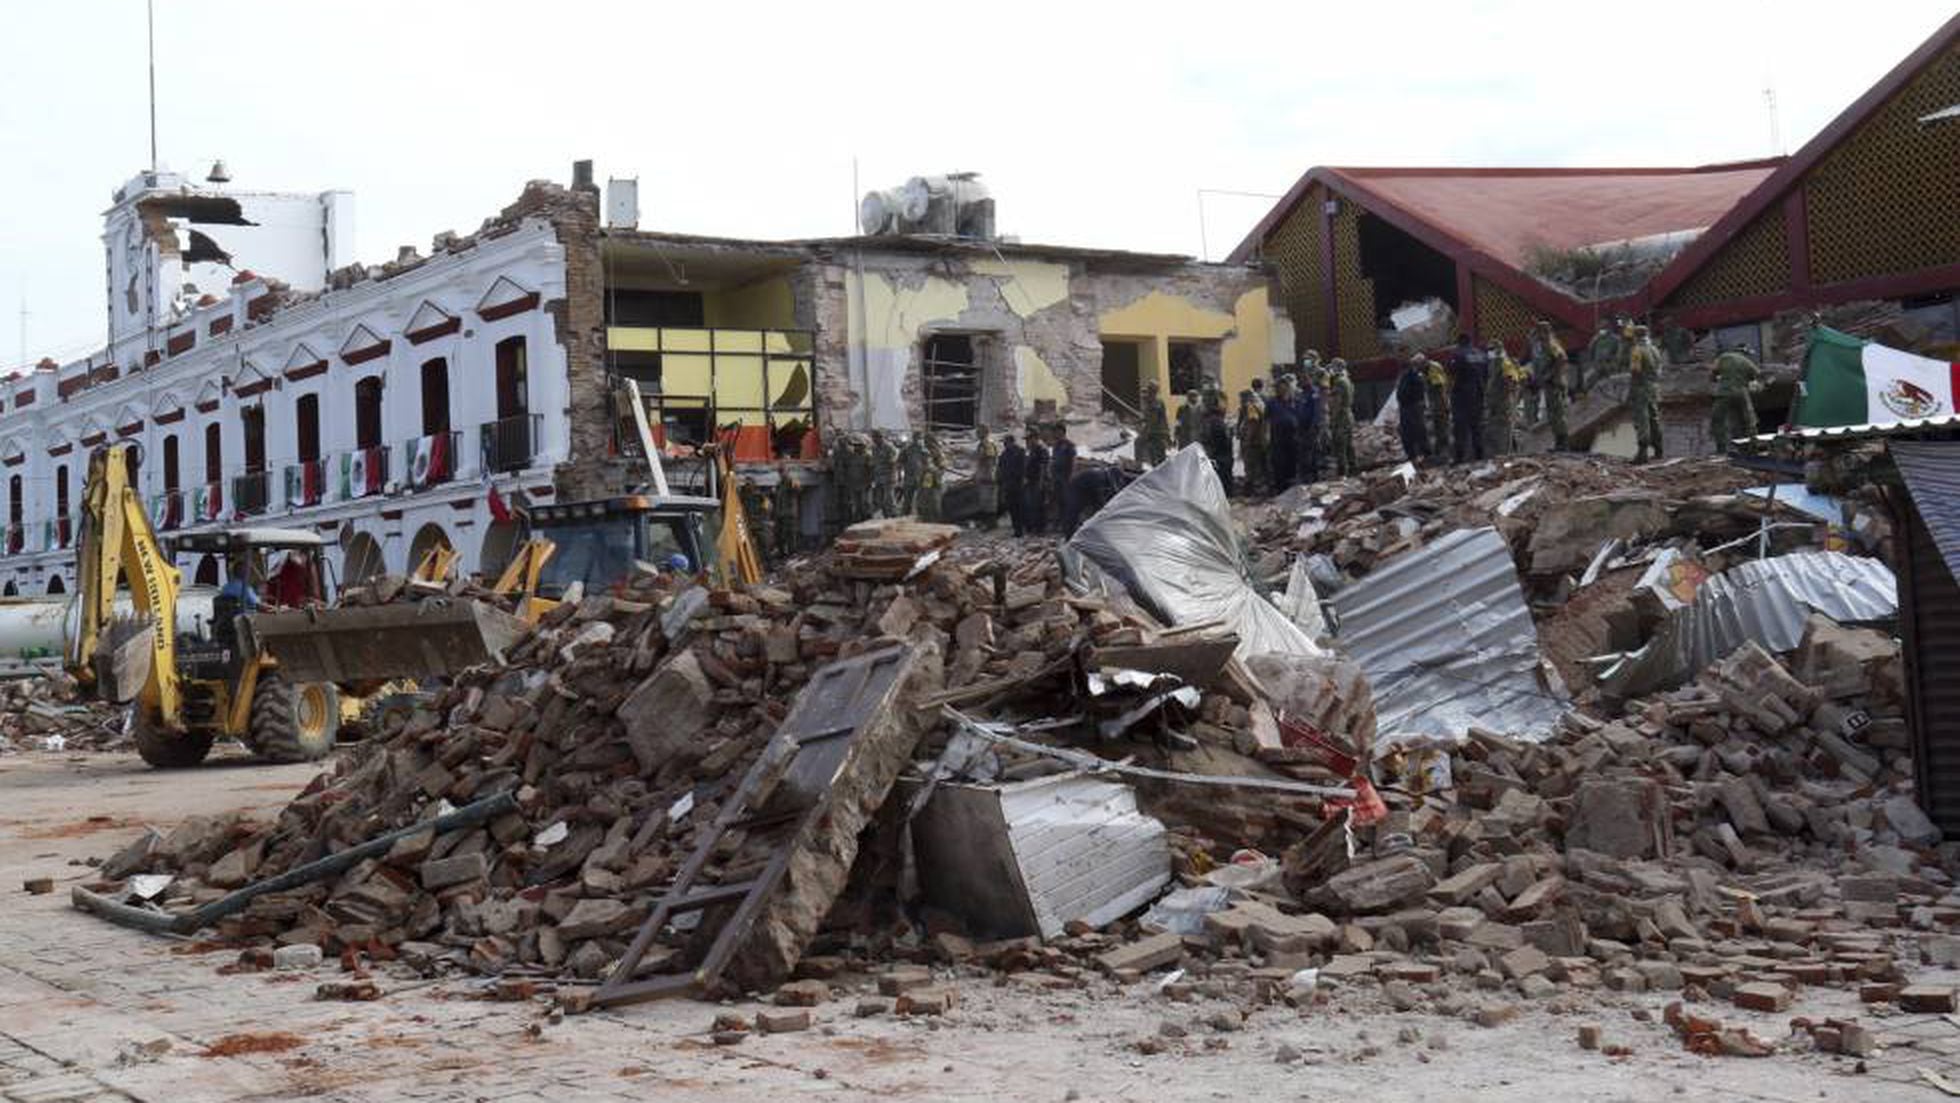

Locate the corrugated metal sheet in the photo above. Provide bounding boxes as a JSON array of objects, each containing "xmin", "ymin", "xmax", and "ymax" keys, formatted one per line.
[
  {"xmin": 1331, "ymin": 526, "xmax": 1566, "ymax": 742},
  {"xmin": 1890, "ymin": 443, "xmax": 1960, "ymax": 586},
  {"xmin": 910, "ymin": 774, "xmax": 1171, "ymax": 940},
  {"xmin": 1596, "ymin": 551, "xmax": 1897, "ymax": 697},
  {"xmin": 1755, "ymin": 413, "xmax": 1960, "ymax": 443},
  {"xmin": 1888, "ymin": 446, "xmax": 1960, "ymax": 837},
  {"xmin": 1898, "ymin": 497, "xmax": 1960, "ymax": 837}
]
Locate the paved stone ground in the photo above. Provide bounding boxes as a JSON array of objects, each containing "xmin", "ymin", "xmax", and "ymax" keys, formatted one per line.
[{"xmin": 2, "ymin": 748, "xmax": 1956, "ymax": 1102}]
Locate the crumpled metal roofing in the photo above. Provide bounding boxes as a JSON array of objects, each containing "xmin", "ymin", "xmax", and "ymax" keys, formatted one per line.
[
  {"xmin": 1331, "ymin": 526, "xmax": 1566, "ymax": 742},
  {"xmin": 1064, "ymin": 445, "xmax": 1321, "ymax": 662},
  {"xmin": 1595, "ymin": 550, "xmax": 1897, "ymax": 698},
  {"xmin": 1889, "ymin": 442, "xmax": 1960, "ymax": 586}
]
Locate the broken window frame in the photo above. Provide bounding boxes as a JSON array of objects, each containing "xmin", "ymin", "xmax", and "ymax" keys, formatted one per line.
[
  {"xmin": 610, "ymin": 326, "xmax": 819, "ymax": 463},
  {"xmin": 921, "ymin": 332, "xmax": 983, "ymax": 431}
]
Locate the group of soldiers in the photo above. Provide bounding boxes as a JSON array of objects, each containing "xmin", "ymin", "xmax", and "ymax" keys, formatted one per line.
[
  {"xmin": 1131, "ymin": 317, "xmax": 1766, "ymax": 494},
  {"xmin": 757, "ymin": 317, "xmax": 1763, "ymax": 556},
  {"xmin": 827, "ymin": 428, "xmax": 953, "ymax": 526},
  {"xmin": 1135, "ymin": 351, "xmax": 1360, "ymax": 498}
]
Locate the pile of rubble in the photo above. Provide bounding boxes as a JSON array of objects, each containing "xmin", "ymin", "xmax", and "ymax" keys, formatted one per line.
[
  {"xmin": 86, "ymin": 525, "xmax": 1280, "ymax": 989},
  {"xmin": 1245, "ymin": 454, "xmax": 1773, "ymax": 587},
  {"xmin": 74, "ymin": 446, "xmax": 1945, "ymax": 1054},
  {"xmin": 0, "ymin": 671, "xmax": 125, "ymax": 754}
]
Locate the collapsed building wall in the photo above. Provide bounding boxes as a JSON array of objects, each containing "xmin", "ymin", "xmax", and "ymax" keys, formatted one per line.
[{"xmin": 813, "ymin": 246, "xmax": 1280, "ymax": 433}]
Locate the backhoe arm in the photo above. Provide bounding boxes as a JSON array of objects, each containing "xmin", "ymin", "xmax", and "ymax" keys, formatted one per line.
[{"xmin": 69, "ymin": 445, "xmax": 181, "ymax": 726}]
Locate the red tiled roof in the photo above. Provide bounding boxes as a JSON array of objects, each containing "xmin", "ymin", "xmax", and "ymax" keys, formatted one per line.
[{"xmin": 1324, "ymin": 163, "xmax": 1783, "ymax": 268}]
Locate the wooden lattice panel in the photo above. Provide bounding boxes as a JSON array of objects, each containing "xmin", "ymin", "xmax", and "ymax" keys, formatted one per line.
[
  {"xmin": 1668, "ymin": 208, "xmax": 1789, "ymax": 308},
  {"xmin": 1264, "ymin": 189, "xmax": 1328, "ymax": 357},
  {"xmin": 1333, "ymin": 201, "xmax": 1380, "ymax": 359},
  {"xmin": 1473, "ymin": 276, "xmax": 1539, "ymax": 345},
  {"xmin": 1806, "ymin": 44, "xmax": 1960, "ymax": 285}
]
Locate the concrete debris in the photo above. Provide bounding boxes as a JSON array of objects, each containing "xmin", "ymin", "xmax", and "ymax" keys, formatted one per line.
[
  {"xmin": 0, "ymin": 670, "xmax": 126, "ymax": 754},
  {"xmin": 67, "ymin": 449, "xmax": 1947, "ymax": 1062}
]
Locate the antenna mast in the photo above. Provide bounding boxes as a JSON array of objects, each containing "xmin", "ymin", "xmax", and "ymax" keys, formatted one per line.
[{"xmin": 147, "ymin": 0, "xmax": 158, "ymax": 170}]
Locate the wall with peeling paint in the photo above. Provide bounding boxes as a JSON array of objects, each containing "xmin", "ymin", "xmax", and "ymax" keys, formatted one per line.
[{"xmin": 821, "ymin": 247, "xmax": 1279, "ymax": 433}]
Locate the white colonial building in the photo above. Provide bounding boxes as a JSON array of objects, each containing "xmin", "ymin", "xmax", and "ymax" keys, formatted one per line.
[{"xmin": 0, "ymin": 168, "xmax": 571, "ymax": 595}]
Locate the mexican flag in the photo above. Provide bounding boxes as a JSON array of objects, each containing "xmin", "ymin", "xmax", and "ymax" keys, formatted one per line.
[{"xmin": 1797, "ymin": 326, "xmax": 1960, "ymax": 428}]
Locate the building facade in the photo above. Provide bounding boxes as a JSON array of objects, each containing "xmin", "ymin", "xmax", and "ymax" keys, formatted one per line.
[
  {"xmin": 3, "ymin": 167, "xmax": 1282, "ymax": 596},
  {"xmin": 1231, "ymin": 13, "xmax": 1959, "ymax": 428}
]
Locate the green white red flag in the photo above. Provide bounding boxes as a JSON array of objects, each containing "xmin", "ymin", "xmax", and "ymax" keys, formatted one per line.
[{"xmin": 1797, "ymin": 326, "xmax": 1960, "ymax": 428}]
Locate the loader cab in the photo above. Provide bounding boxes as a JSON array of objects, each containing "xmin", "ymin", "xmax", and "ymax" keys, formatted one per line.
[
  {"xmin": 165, "ymin": 529, "xmax": 329, "ymax": 670},
  {"xmin": 529, "ymin": 495, "xmax": 720, "ymax": 598}
]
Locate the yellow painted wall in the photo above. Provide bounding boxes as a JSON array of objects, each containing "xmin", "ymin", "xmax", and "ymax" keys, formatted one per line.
[
  {"xmin": 702, "ymin": 275, "xmax": 796, "ymax": 330},
  {"xmin": 1097, "ymin": 285, "xmax": 1275, "ymax": 417},
  {"xmin": 850, "ymin": 271, "xmax": 972, "ymax": 351},
  {"xmin": 1014, "ymin": 346, "xmax": 1067, "ymax": 406},
  {"xmin": 971, "ymin": 258, "xmax": 1071, "ymax": 317}
]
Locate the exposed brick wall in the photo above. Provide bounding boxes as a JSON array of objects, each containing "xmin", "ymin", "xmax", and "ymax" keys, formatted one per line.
[{"xmin": 499, "ymin": 183, "xmax": 609, "ymax": 501}]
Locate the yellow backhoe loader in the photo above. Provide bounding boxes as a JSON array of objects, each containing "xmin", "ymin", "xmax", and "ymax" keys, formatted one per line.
[{"xmin": 68, "ymin": 444, "xmax": 526, "ymax": 769}]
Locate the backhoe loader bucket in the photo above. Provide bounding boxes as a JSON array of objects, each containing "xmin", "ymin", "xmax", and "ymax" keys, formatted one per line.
[{"xmin": 239, "ymin": 599, "xmax": 527, "ymax": 686}]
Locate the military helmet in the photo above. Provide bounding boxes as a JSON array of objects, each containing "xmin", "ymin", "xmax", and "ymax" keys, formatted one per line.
[
  {"xmin": 1633, "ymin": 324, "xmax": 1651, "ymax": 337},
  {"xmin": 1185, "ymin": 390, "xmax": 1201, "ymax": 402}
]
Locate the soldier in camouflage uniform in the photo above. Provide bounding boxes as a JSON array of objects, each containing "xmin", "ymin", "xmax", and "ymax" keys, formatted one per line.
[
  {"xmin": 1140, "ymin": 379, "xmax": 1171, "ymax": 465},
  {"xmin": 1326, "ymin": 359, "xmax": 1357, "ymax": 476},
  {"xmin": 1531, "ymin": 320, "xmax": 1570, "ymax": 451},
  {"xmin": 897, "ymin": 432, "xmax": 926, "ymax": 514},
  {"xmin": 869, "ymin": 429, "xmax": 899, "ymax": 517},
  {"xmin": 772, "ymin": 462, "xmax": 800, "ymax": 556},
  {"xmin": 1484, "ymin": 340, "xmax": 1521, "ymax": 455},
  {"xmin": 972, "ymin": 424, "xmax": 1002, "ymax": 528},
  {"xmin": 1583, "ymin": 320, "xmax": 1619, "ymax": 397},
  {"xmin": 1236, "ymin": 386, "xmax": 1268, "ymax": 496},
  {"xmin": 1424, "ymin": 356, "xmax": 1453, "ymax": 461},
  {"xmin": 839, "ymin": 434, "xmax": 873, "ymax": 523},
  {"xmin": 1708, "ymin": 344, "xmax": 1762, "ymax": 454},
  {"xmin": 916, "ymin": 430, "xmax": 946, "ymax": 521},
  {"xmin": 1628, "ymin": 324, "xmax": 1666, "ymax": 464},
  {"xmin": 1175, "ymin": 390, "xmax": 1202, "ymax": 450}
]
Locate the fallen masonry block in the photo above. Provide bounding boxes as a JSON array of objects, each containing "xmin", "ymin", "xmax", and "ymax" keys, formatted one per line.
[
  {"xmin": 1899, "ymin": 986, "xmax": 1958, "ymax": 1013},
  {"xmin": 896, "ymin": 988, "xmax": 956, "ymax": 1016},
  {"xmin": 1564, "ymin": 780, "xmax": 1670, "ymax": 859},
  {"xmin": 756, "ymin": 1009, "xmax": 812, "ymax": 1033},
  {"xmin": 1429, "ymin": 863, "xmax": 1503, "ymax": 906},
  {"xmin": 1204, "ymin": 902, "xmax": 1336, "ymax": 954},
  {"xmin": 772, "ymin": 980, "xmax": 829, "ymax": 1007},
  {"xmin": 1097, "ymin": 932, "xmax": 1184, "ymax": 975},
  {"xmin": 1318, "ymin": 853, "xmax": 1437, "ymax": 914},
  {"xmin": 1499, "ymin": 945, "xmax": 1550, "ymax": 980},
  {"xmin": 878, "ymin": 968, "xmax": 933, "ymax": 996},
  {"xmin": 273, "ymin": 944, "xmax": 323, "ymax": 970},
  {"xmin": 22, "ymin": 878, "xmax": 54, "ymax": 895},
  {"xmin": 1732, "ymin": 983, "xmax": 1792, "ymax": 1013},
  {"xmin": 419, "ymin": 852, "xmax": 486, "ymax": 891}
]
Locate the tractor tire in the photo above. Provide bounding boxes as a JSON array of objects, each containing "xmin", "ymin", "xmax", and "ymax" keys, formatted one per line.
[
  {"xmin": 128, "ymin": 707, "xmax": 215, "ymax": 769},
  {"xmin": 250, "ymin": 674, "xmax": 339, "ymax": 764}
]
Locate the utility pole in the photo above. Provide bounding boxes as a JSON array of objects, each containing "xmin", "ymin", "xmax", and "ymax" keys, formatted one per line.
[{"xmin": 147, "ymin": 0, "xmax": 158, "ymax": 170}]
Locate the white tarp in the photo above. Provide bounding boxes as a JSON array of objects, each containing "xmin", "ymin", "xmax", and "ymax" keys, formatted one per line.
[{"xmin": 1064, "ymin": 445, "xmax": 1321, "ymax": 661}]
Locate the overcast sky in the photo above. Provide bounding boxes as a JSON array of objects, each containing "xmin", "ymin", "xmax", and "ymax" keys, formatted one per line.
[{"xmin": 0, "ymin": 1, "xmax": 1952, "ymax": 367}]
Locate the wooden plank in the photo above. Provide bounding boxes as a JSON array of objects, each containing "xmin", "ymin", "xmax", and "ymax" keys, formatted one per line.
[{"xmin": 592, "ymin": 643, "xmax": 926, "ymax": 1007}]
